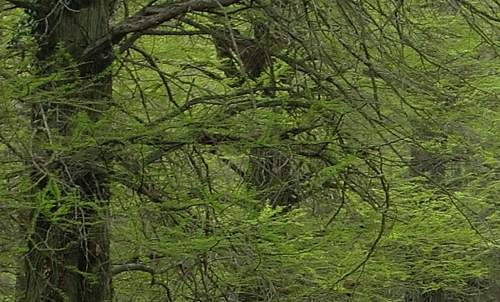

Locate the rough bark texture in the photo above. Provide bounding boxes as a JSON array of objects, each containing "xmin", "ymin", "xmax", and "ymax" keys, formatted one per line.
[
  {"xmin": 247, "ymin": 148, "xmax": 298, "ymax": 208},
  {"xmin": 212, "ymin": 21, "xmax": 272, "ymax": 81},
  {"xmin": 18, "ymin": 1, "xmax": 114, "ymax": 301}
]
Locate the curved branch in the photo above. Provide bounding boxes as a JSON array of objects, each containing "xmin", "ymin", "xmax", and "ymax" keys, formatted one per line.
[
  {"xmin": 82, "ymin": 0, "xmax": 242, "ymax": 61},
  {"xmin": 111, "ymin": 263, "xmax": 155, "ymax": 276}
]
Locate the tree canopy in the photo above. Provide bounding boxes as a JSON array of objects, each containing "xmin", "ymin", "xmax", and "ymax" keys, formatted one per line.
[{"xmin": 0, "ymin": 0, "xmax": 499, "ymax": 301}]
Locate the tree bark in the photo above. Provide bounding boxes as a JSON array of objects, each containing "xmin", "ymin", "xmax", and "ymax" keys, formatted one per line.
[
  {"xmin": 247, "ymin": 147, "xmax": 298, "ymax": 208},
  {"xmin": 18, "ymin": 1, "xmax": 114, "ymax": 301}
]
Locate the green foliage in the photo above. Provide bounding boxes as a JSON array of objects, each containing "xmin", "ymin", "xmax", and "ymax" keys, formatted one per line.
[{"xmin": 0, "ymin": 0, "xmax": 499, "ymax": 301}]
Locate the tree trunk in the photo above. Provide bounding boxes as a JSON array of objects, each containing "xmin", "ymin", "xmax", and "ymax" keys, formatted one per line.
[
  {"xmin": 18, "ymin": 2, "xmax": 114, "ymax": 301},
  {"xmin": 404, "ymin": 289, "xmax": 449, "ymax": 302},
  {"xmin": 247, "ymin": 147, "xmax": 298, "ymax": 208}
]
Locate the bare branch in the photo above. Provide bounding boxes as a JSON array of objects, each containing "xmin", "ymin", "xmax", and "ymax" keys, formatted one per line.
[
  {"xmin": 111, "ymin": 263, "xmax": 154, "ymax": 276},
  {"xmin": 82, "ymin": 0, "xmax": 242, "ymax": 61}
]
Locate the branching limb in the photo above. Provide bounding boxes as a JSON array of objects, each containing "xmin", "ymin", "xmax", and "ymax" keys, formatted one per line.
[{"xmin": 82, "ymin": 0, "xmax": 242, "ymax": 61}]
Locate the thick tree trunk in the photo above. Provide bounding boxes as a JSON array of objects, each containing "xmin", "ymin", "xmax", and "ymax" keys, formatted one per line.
[{"xmin": 17, "ymin": 1, "xmax": 114, "ymax": 301}]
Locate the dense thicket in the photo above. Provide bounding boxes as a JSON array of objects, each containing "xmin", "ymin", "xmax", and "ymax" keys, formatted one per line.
[{"xmin": 0, "ymin": 0, "xmax": 499, "ymax": 301}]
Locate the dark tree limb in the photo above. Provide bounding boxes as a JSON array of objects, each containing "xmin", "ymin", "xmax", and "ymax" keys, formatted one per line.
[
  {"xmin": 111, "ymin": 261, "xmax": 174, "ymax": 301},
  {"xmin": 111, "ymin": 263, "xmax": 155, "ymax": 276},
  {"xmin": 4, "ymin": 0, "xmax": 42, "ymax": 12},
  {"xmin": 82, "ymin": 0, "xmax": 242, "ymax": 62}
]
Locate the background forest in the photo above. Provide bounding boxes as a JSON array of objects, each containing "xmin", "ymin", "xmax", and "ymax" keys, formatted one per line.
[{"xmin": 0, "ymin": 0, "xmax": 499, "ymax": 301}]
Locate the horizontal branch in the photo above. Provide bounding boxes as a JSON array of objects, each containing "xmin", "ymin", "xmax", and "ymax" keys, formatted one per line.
[
  {"xmin": 82, "ymin": 0, "xmax": 242, "ymax": 62},
  {"xmin": 141, "ymin": 29, "xmax": 207, "ymax": 36},
  {"xmin": 111, "ymin": 263, "xmax": 154, "ymax": 276},
  {"xmin": 4, "ymin": 0, "xmax": 41, "ymax": 12}
]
